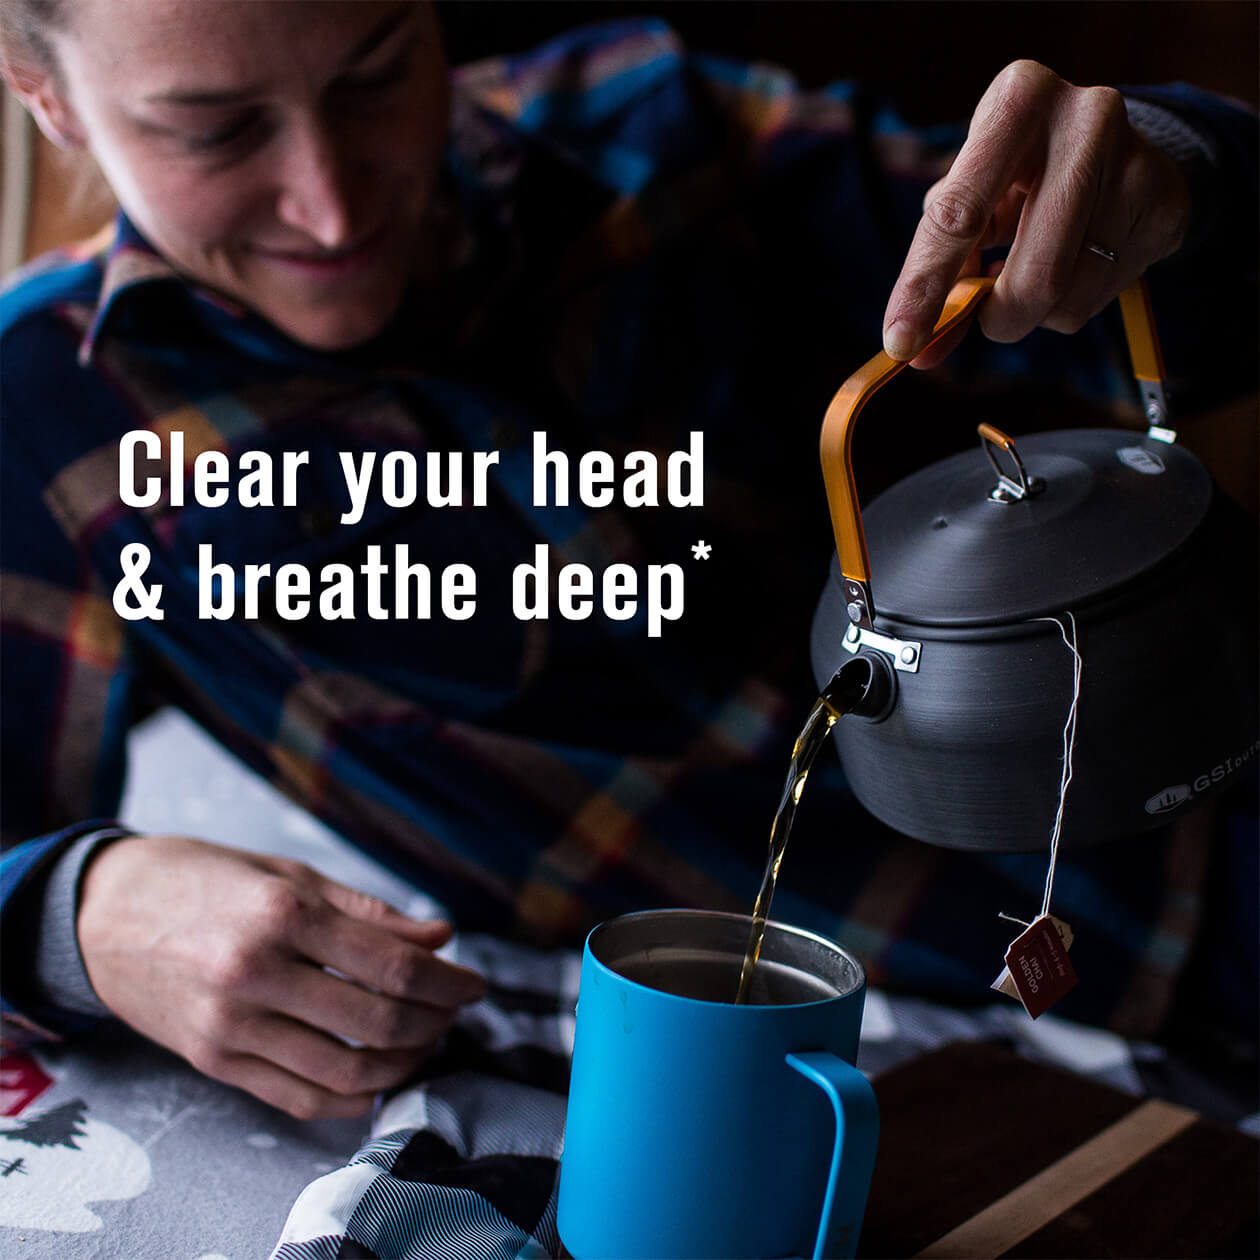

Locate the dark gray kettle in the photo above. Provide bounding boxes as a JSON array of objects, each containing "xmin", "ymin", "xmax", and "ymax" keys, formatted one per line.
[{"xmin": 810, "ymin": 277, "xmax": 1258, "ymax": 852}]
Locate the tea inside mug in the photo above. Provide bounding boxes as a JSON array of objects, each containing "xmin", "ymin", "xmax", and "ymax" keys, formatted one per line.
[
  {"xmin": 615, "ymin": 951, "xmax": 841, "ymax": 1005},
  {"xmin": 591, "ymin": 910, "xmax": 863, "ymax": 1007}
]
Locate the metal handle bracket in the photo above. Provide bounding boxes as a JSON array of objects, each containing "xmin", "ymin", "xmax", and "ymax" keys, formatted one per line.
[{"xmin": 842, "ymin": 622, "xmax": 922, "ymax": 672}]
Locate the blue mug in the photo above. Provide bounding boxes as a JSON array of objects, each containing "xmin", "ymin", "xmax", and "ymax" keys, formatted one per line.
[{"xmin": 557, "ymin": 909, "xmax": 878, "ymax": 1259}]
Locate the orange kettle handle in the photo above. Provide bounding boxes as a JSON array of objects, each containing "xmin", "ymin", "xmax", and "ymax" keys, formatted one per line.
[{"xmin": 819, "ymin": 277, "xmax": 1169, "ymax": 631}]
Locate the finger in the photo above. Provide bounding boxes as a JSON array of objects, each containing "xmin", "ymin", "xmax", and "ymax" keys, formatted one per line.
[
  {"xmin": 257, "ymin": 858, "xmax": 455, "ymax": 947},
  {"xmin": 1039, "ymin": 239, "xmax": 1133, "ymax": 335},
  {"xmin": 907, "ymin": 244, "xmax": 984, "ymax": 371},
  {"xmin": 907, "ymin": 318, "xmax": 973, "ymax": 372},
  {"xmin": 981, "ymin": 185, "xmax": 1028, "ymax": 253},
  {"xmin": 904, "ymin": 186, "xmax": 1024, "ymax": 373},
  {"xmin": 232, "ymin": 1012, "xmax": 429, "ymax": 1098},
  {"xmin": 980, "ymin": 85, "xmax": 1127, "ymax": 343},
  {"xmin": 884, "ymin": 62, "xmax": 1054, "ymax": 359},
  {"xmin": 291, "ymin": 905, "xmax": 487, "ymax": 1008},
  {"xmin": 273, "ymin": 960, "xmax": 457, "ymax": 1050},
  {"xmin": 196, "ymin": 1048, "xmax": 377, "ymax": 1121},
  {"xmin": 920, "ymin": 178, "xmax": 1025, "ymax": 253},
  {"xmin": 313, "ymin": 877, "xmax": 455, "ymax": 949},
  {"xmin": 1039, "ymin": 138, "xmax": 1174, "ymax": 335}
]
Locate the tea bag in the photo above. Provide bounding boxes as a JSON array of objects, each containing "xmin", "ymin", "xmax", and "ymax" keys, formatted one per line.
[{"xmin": 992, "ymin": 914, "xmax": 1077, "ymax": 1018}]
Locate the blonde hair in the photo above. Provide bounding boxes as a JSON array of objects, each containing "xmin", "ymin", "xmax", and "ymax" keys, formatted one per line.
[
  {"xmin": 2, "ymin": 0, "xmax": 114, "ymax": 267},
  {"xmin": 0, "ymin": 0, "xmax": 67, "ymax": 69}
]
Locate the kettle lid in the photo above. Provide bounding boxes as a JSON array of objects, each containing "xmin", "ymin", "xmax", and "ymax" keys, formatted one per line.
[{"xmin": 862, "ymin": 429, "xmax": 1213, "ymax": 626}]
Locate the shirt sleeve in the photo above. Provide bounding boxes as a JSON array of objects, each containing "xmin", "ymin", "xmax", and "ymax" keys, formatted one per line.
[
  {"xmin": 1115, "ymin": 84, "xmax": 1258, "ymax": 413},
  {"xmin": 1, "ymin": 308, "xmax": 139, "ymax": 1046},
  {"xmin": 1124, "ymin": 94, "xmax": 1220, "ymax": 256},
  {"xmin": 0, "ymin": 823, "xmax": 129, "ymax": 1048}
]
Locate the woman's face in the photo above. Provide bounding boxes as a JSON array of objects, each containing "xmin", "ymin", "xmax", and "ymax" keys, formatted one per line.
[{"xmin": 44, "ymin": 0, "xmax": 449, "ymax": 350}]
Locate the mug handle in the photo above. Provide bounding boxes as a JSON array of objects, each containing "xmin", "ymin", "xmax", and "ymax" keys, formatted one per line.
[{"xmin": 786, "ymin": 1051, "xmax": 880, "ymax": 1260}]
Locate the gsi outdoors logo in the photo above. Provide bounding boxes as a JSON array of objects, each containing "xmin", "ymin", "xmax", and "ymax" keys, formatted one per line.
[
  {"xmin": 1145, "ymin": 740, "xmax": 1260, "ymax": 815},
  {"xmin": 1145, "ymin": 784, "xmax": 1192, "ymax": 815},
  {"xmin": 1117, "ymin": 447, "xmax": 1166, "ymax": 476}
]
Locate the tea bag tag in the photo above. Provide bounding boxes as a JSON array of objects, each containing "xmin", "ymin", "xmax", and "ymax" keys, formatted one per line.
[{"xmin": 991, "ymin": 914, "xmax": 1077, "ymax": 1018}]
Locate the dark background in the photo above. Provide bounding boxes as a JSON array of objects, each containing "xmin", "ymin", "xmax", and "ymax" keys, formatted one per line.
[
  {"xmin": 436, "ymin": 0, "xmax": 1259, "ymax": 509},
  {"xmin": 438, "ymin": 1, "xmax": 1259, "ymax": 120}
]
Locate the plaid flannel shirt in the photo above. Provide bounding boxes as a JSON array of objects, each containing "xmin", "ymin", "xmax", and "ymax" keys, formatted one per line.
[{"xmin": 2, "ymin": 19, "xmax": 1256, "ymax": 1048}]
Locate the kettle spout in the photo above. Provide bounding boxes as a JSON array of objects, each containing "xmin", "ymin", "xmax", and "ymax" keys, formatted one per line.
[{"xmin": 821, "ymin": 653, "xmax": 894, "ymax": 722}]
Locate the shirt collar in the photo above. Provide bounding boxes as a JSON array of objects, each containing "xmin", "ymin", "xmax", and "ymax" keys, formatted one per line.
[{"xmin": 77, "ymin": 213, "xmax": 247, "ymax": 367}]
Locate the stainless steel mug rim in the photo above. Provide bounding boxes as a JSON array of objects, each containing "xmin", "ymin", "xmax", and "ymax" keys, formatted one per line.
[{"xmin": 586, "ymin": 907, "xmax": 866, "ymax": 1005}]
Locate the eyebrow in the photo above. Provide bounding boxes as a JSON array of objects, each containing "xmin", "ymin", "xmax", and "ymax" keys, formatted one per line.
[{"xmin": 143, "ymin": 4, "xmax": 418, "ymax": 106}]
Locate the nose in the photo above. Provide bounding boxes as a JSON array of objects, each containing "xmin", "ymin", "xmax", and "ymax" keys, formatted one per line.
[{"xmin": 274, "ymin": 120, "xmax": 358, "ymax": 248}]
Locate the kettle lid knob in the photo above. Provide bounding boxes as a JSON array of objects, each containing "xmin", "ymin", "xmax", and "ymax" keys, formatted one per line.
[{"xmin": 979, "ymin": 424, "xmax": 1046, "ymax": 504}]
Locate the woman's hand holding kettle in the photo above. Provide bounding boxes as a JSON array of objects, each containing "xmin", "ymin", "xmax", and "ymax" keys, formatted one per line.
[{"xmin": 882, "ymin": 59, "xmax": 1193, "ymax": 370}]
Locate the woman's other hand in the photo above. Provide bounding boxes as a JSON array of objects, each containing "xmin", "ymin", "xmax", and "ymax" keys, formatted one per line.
[
  {"xmin": 77, "ymin": 834, "xmax": 487, "ymax": 1119},
  {"xmin": 883, "ymin": 60, "xmax": 1192, "ymax": 369}
]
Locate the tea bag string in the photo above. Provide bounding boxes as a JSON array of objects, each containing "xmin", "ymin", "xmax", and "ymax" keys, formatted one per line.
[{"xmin": 1029, "ymin": 610, "xmax": 1082, "ymax": 919}]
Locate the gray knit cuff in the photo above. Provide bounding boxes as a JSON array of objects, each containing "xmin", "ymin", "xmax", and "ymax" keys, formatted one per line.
[
  {"xmin": 1124, "ymin": 97, "xmax": 1220, "ymax": 256},
  {"xmin": 35, "ymin": 827, "xmax": 132, "ymax": 1018},
  {"xmin": 1125, "ymin": 98, "xmax": 1218, "ymax": 165}
]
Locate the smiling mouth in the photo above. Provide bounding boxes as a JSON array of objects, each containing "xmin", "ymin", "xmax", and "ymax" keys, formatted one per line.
[{"xmin": 252, "ymin": 225, "xmax": 389, "ymax": 268}]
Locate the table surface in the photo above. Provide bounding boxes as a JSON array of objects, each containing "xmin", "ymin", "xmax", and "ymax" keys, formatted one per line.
[{"xmin": 3, "ymin": 709, "xmax": 1253, "ymax": 1260}]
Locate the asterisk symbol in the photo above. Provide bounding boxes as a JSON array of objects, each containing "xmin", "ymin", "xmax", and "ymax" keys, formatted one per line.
[{"xmin": 691, "ymin": 540, "xmax": 712, "ymax": 560}]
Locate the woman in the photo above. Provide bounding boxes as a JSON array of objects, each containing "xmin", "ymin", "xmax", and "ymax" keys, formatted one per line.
[{"xmin": 2, "ymin": 0, "xmax": 1254, "ymax": 1119}]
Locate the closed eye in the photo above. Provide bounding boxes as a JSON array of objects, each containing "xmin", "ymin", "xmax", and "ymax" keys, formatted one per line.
[
  {"xmin": 183, "ymin": 111, "xmax": 268, "ymax": 155},
  {"xmin": 331, "ymin": 38, "xmax": 416, "ymax": 102}
]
